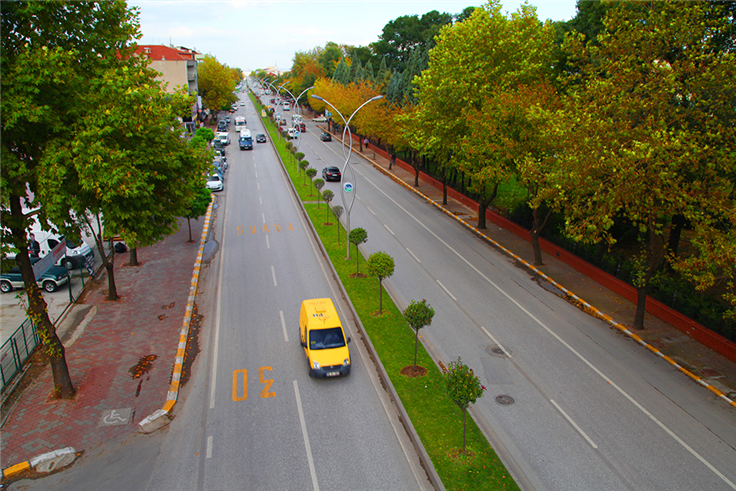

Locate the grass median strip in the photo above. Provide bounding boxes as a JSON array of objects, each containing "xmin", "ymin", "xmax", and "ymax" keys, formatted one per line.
[{"xmin": 253, "ymin": 93, "xmax": 519, "ymax": 490}]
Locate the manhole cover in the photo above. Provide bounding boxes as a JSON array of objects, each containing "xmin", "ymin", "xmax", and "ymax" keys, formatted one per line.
[
  {"xmin": 485, "ymin": 345, "xmax": 508, "ymax": 357},
  {"xmin": 495, "ymin": 395, "xmax": 515, "ymax": 405}
]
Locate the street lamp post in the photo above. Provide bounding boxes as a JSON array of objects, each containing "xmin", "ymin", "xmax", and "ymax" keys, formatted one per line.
[
  {"xmin": 277, "ymin": 84, "xmax": 314, "ymax": 170},
  {"xmin": 310, "ymin": 94, "xmax": 383, "ymax": 258}
]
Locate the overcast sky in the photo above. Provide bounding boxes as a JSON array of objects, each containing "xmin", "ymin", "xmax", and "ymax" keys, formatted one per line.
[{"xmin": 128, "ymin": 0, "xmax": 578, "ymax": 72}]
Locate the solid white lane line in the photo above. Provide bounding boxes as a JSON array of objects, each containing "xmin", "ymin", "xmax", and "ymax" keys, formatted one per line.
[
  {"xmin": 271, "ymin": 265, "xmax": 278, "ymax": 286},
  {"xmin": 206, "ymin": 435, "xmax": 213, "ymax": 458},
  {"xmin": 367, "ymin": 207, "xmax": 376, "ymax": 215},
  {"xmin": 209, "ymin": 199, "xmax": 229, "ymax": 410},
  {"xmin": 406, "ymin": 247, "xmax": 421, "ymax": 263},
  {"xmin": 280, "ymin": 310, "xmax": 289, "ymax": 342},
  {"xmin": 294, "ymin": 380, "xmax": 320, "ymax": 491},
  {"xmin": 436, "ymin": 280, "xmax": 457, "ymax": 301},
  {"xmin": 550, "ymin": 399, "xmax": 598, "ymax": 449},
  {"xmin": 360, "ymin": 164, "xmax": 736, "ymax": 488},
  {"xmin": 384, "ymin": 224, "xmax": 395, "ymax": 235},
  {"xmin": 481, "ymin": 326, "xmax": 512, "ymax": 358}
]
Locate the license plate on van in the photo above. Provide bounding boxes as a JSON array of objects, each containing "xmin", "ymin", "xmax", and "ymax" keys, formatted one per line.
[{"xmin": 326, "ymin": 371, "xmax": 339, "ymax": 377}]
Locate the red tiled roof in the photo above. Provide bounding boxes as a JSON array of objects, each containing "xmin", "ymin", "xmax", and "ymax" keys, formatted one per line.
[{"xmin": 134, "ymin": 45, "xmax": 194, "ymax": 61}]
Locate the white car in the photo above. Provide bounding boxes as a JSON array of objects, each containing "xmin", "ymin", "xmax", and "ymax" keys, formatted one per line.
[
  {"xmin": 216, "ymin": 132, "xmax": 230, "ymax": 145},
  {"xmin": 240, "ymin": 101, "xmax": 246, "ymax": 106},
  {"xmin": 206, "ymin": 174, "xmax": 223, "ymax": 192},
  {"xmin": 312, "ymin": 115, "xmax": 327, "ymax": 123}
]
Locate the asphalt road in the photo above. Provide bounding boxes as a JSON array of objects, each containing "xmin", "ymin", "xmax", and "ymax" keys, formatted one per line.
[
  {"xmin": 9, "ymin": 92, "xmax": 429, "ymax": 491},
  {"xmin": 278, "ymin": 86, "xmax": 736, "ymax": 490}
]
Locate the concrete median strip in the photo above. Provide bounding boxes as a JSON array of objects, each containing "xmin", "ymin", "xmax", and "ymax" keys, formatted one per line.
[
  {"xmin": 370, "ymin": 161, "xmax": 736, "ymax": 410},
  {"xmin": 139, "ymin": 199, "xmax": 215, "ymax": 433}
]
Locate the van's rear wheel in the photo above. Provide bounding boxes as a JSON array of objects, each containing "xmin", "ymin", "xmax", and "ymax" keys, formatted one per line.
[
  {"xmin": 62, "ymin": 258, "xmax": 74, "ymax": 270},
  {"xmin": 0, "ymin": 280, "xmax": 12, "ymax": 293}
]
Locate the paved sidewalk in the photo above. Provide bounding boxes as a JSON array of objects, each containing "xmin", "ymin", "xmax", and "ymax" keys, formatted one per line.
[
  {"xmin": 352, "ymin": 142, "xmax": 736, "ymax": 402},
  {"xmin": 1, "ymin": 216, "xmax": 207, "ymax": 473}
]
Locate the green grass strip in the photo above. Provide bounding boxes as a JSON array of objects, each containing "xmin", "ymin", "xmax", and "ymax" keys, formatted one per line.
[{"xmin": 250, "ymin": 92, "xmax": 519, "ymax": 490}]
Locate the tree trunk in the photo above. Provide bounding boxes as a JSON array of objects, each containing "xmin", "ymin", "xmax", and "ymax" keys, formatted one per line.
[
  {"xmin": 414, "ymin": 329, "xmax": 419, "ymax": 367},
  {"xmin": 632, "ymin": 222, "xmax": 662, "ymax": 330},
  {"xmin": 667, "ymin": 214, "xmax": 686, "ymax": 258},
  {"xmin": 187, "ymin": 217, "xmax": 193, "ymax": 242},
  {"xmin": 86, "ymin": 214, "xmax": 119, "ymax": 301},
  {"xmin": 379, "ymin": 279, "xmax": 383, "ymax": 314},
  {"xmin": 442, "ymin": 169, "xmax": 448, "ymax": 206},
  {"xmin": 633, "ymin": 286, "xmax": 647, "ymax": 330},
  {"xmin": 127, "ymin": 247, "xmax": 138, "ymax": 266},
  {"xmin": 530, "ymin": 207, "xmax": 553, "ymax": 266},
  {"xmin": 463, "ymin": 408, "xmax": 467, "ymax": 454},
  {"xmin": 8, "ymin": 197, "xmax": 75, "ymax": 398},
  {"xmin": 476, "ymin": 183, "xmax": 499, "ymax": 230},
  {"xmin": 104, "ymin": 260, "xmax": 119, "ymax": 301}
]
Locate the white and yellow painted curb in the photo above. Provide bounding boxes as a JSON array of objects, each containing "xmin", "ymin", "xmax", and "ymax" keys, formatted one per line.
[
  {"xmin": 370, "ymin": 161, "xmax": 736, "ymax": 409},
  {"xmin": 2, "ymin": 447, "xmax": 77, "ymax": 479},
  {"xmin": 139, "ymin": 199, "xmax": 216, "ymax": 433}
]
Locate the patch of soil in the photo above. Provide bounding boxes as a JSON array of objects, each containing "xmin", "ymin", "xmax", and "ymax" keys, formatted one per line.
[
  {"xmin": 447, "ymin": 447, "xmax": 475, "ymax": 464},
  {"xmin": 323, "ymin": 222, "xmax": 333, "ymax": 226},
  {"xmin": 178, "ymin": 305, "xmax": 202, "ymax": 388},
  {"xmin": 400, "ymin": 365, "xmax": 427, "ymax": 378},
  {"xmin": 349, "ymin": 272, "xmax": 367, "ymax": 279}
]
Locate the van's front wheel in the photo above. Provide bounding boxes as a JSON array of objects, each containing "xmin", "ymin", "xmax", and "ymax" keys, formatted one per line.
[
  {"xmin": 43, "ymin": 281, "xmax": 57, "ymax": 293},
  {"xmin": 62, "ymin": 258, "xmax": 75, "ymax": 270}
]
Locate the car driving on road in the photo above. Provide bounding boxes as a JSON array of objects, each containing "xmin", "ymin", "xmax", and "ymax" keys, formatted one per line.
[
  {"xmin": 320, "ymin": 132, "xmax": 332, "ymax": 142},
  {"xmin": 256, "ymin": 134, "xmax": 266, "ymax": 143},
  {"xmin": 322, "ymin": 166, "xmax": 341, "ymax": 181}
]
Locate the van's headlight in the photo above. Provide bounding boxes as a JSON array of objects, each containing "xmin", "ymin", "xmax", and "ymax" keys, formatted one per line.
[
  {"xmin": 343, "ymin": 358, "xmax": 350, "ymax": 366},
  {"xmin": 312, "ymin": 361, "xmax": 320, "ymax": 370}
]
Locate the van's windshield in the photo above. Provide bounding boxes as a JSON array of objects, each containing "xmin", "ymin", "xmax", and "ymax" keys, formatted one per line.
[{"xmin": 309, "ymin": 328, "xmax": 345, "ymax": 350}]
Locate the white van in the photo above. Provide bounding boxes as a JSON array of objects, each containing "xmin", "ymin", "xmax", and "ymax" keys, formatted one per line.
[
  {"xmin": 287, "ymin": 128, "xmax": 298, "ymax": 139},
  {"xmin": 29, "ymin": 220, "xmax": 95, "ymax": 270},
  {"xmin": 216, "ymin": 132, "xmax": 230, "ymax": 146},
  {"xmin": 239, "ymin": 129, "xmax": 251, "ymax": 139}
]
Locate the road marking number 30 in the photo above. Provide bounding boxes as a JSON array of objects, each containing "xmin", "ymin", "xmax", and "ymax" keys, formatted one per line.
[{"xmin": 232, "ymin": 367, "xmax": 276, "ymax": 401}]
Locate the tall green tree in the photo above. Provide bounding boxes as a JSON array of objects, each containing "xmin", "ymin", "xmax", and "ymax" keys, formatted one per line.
[
  {"xmin": 1, "ymin": 0, "xmax": 139, "ymax": 398},
  {"xmin": 405, "ymin": 1, "xmax": 555, "ymax": 228},
  {"xmin": 198, "ymin": 55, "xmax": 238, "ymax": 111},
  {"xmin": 39, "ymin": 60, "xmax": 209, "ymax": 301},
  {"xmin": 551, "ymin": 1, "xmax": 736, "ymax": 330}
]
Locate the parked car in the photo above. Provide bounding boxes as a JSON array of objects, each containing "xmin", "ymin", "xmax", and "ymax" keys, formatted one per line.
[
  {"xmin": 312, "ymin": 115, "xmax": 327, "ymax": 122},
  {"xmin": 216, "ymin": 132, "xmax": 230, "ymax": 145},
  {"xmin": 217, "ymin": 120, "xmax": 228, "ymax": 132},
  {"xmin": 239, "ymin": 101, "xmax": 246, "ymax": 106},
  {"xmin": 322, "ymin": 166, "xmax": 341, "ymax": 182},
  {"xmin": 298, "ymin": 122, "xmax": 306, "ymax": 132},
  {"xmin": 256, "ymin": 133, "xmax": 267, "ymax": 143},
  {"xmin": 279, "ymin": 119, "xmax": 287, "ymax": 126},
  {"xmin": 320, "ymin": 132, "xmax": 332, "ymax": 142},
  {"xmin": 206, "ymin": 174, "xmax": 224, "ymax": 192},
  {"xmin": 212, "ymin": 140, "xmax": 226, "ymax": 154},
  {"xmin": 1, "ymin": 258, "xmax": 70, "ymax": 294}
]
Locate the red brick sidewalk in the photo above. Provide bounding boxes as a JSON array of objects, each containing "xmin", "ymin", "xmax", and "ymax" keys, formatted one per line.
[{"xmin": 1, "ymin": 217, "xmax": 206, "ymax": 468}]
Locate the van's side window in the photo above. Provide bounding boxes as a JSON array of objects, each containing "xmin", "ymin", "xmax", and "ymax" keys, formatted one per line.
[{"xmin": 47, "ymin": 238, "xmax": 58, "ymax": 249}]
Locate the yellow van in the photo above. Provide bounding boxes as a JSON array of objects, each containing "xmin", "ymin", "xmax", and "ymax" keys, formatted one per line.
[{"xmin": 299, "ymin": 298, "xmax": 351, "ymax": 377}]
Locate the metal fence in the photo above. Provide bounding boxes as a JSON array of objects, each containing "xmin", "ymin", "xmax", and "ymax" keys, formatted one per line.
[{"xmin": 0, "ymin": 318, "xmax": 39, "ymax": 392}]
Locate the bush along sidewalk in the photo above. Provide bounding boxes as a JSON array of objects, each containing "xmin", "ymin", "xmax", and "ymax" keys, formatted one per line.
[{"xmin": 251, "ymin": 91, "xmax": 520, "ymax": 490}]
